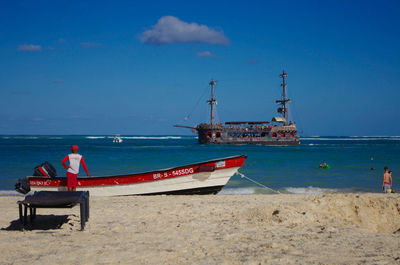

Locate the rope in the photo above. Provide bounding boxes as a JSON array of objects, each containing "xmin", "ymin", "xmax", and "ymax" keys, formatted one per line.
[
  {"xmin": 184, "ymin": 85, "xmax": 209, "ymax": 121},
  {"xmin": 236, "ymin": 171, "xmax": 280, "ymax": 194}
]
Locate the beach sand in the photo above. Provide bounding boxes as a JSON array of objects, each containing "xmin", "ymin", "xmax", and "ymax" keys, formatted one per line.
[{"xmin": 1, "ymin": 193, "xmax": 400, "ymax": 264}]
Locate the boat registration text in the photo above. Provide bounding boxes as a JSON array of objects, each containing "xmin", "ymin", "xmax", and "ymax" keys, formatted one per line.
[{"xmin": 153, "ymin": 167, "xmax": 195, "ymax": 180}]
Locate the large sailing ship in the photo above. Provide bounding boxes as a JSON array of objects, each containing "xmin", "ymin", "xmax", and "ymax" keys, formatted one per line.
[{"xmin": 176, "ymin": 71, "xmax": 300, "ymax": 145}]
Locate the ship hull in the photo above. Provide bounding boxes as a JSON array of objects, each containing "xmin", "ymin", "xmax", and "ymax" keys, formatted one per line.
[
  {"xmin": 210, "ymin": 140, "xmax": 300, "ymax": 145},
  {"xmin": 16, "ymin": 156, "xmax": 247, "ymax": 196}
]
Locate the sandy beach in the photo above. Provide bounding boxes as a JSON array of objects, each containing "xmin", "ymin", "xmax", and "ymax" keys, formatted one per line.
[{"xmin": 0, "ymin": 193, "xmax": 399, "ymax": 265}]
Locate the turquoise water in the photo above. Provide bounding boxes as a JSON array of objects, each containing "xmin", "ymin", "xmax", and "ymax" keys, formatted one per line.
[{"xmin": 0, "ymin": 135, "xmax": 399, "ymax": 195}]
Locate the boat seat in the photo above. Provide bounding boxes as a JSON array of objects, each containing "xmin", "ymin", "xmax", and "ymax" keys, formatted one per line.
[{"xmin": 17, "ymin": 191, "xmax": 89, "ymax": 230}]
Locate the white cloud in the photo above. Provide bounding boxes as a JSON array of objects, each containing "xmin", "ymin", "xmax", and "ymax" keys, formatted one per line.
[
  {"xmin": 18, "ymin": 44, "xmax": 42, "ymax": 51},
  {"xmin": 140, "ymin": 16, "xmax": 230, "ymax": 45},
  {"xmin": 80, "ymin": 42, "xmax": 101, "ymax": 48},
  {"xmin": 197, "ymin": 51, "xmax": 215, "ymax": 57}
]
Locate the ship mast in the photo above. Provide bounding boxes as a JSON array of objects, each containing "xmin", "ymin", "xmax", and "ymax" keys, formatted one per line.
[
  {"xmin": 207, "ymin": 79, "xmax": 217, "ymax": 127},
  {"xmin": 276, "ymin": 70, "xmax": 291, "ymax": 125}
]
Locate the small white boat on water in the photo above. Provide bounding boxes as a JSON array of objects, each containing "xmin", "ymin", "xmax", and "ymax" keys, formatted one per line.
[{"xmin": 113, "ymin": 134, "xmax": 123, "ymax": 143}]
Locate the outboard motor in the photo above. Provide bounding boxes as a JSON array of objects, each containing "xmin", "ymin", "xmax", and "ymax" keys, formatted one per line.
[
  {"xmin": 33, "ymin": 161, "xmax": 57, "ymax": 178},
  {"xmin": 15, "ymin": 161, "xmax": 57, "ymax": 194},
  {"xmin": 15, "ymin": 178, "xmax": 31, "ymax": 194}
]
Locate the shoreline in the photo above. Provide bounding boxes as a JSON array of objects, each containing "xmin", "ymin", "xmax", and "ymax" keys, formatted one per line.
[
  {"xmin": 0, "ymin": 187, "xmax": 390, "ymax": 197},
  {"xmin": 1, "ymin": 193, "xmax": 399, "ymax": 264}
]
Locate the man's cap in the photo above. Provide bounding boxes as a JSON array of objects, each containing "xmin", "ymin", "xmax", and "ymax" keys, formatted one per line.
[{"xmin": 71, "ymin": 145, "xmax": 79, "ymax": 151}]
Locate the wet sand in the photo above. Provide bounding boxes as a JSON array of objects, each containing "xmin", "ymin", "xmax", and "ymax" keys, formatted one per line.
[{"xmin": 1, "ymin": 193, "xmax": 400, "ymax": 264}]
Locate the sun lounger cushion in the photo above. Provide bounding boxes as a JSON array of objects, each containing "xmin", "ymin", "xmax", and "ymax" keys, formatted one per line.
[
  {"xmin": 18, "ymin": 191, "xmax": 89, "ymax": 230},
  {"xmin": 23, "ymin": 191, "xmax": 86, "ymax": 207}
]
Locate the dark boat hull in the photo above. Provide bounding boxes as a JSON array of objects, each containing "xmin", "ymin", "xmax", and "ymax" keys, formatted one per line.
[
  {"xmin": 141, "ymin": 185, "xmax": 224, "ymax": 195},
  {"xmin": 210, "ymin": 140, "xmax": 300, "ymax": 145}
]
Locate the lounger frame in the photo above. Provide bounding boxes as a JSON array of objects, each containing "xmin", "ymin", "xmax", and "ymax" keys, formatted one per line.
[{"xmin": 18, "ymin": 191, "xmax": 89, "ymax": 230}]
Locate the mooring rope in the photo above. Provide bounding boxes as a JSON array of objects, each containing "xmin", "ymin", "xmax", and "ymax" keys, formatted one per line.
[
  {"xmin": 236, "ymin": 171, "xmax": 280, "ymax": 194},
  {"xmin": 184, "ymin": 85, "xmax": 209, "ymax": 121}
]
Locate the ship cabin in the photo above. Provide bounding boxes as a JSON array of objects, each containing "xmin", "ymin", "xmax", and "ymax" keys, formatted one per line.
[
  {"xmin": 224, "ymin": 120, "xmax": 297, "ymax": 139},
  {"xmin": 196, "ymin": 120, "xmax": 299, "ymax": 144},
  {"xmin": 224, "ymin": 121, "xmax": 272, "ymax": 138}
]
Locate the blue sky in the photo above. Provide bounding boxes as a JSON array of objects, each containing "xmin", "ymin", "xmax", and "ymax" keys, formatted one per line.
[{"xmin": 1, "ymin": 0, "xmax": 399, "ymax": 136}]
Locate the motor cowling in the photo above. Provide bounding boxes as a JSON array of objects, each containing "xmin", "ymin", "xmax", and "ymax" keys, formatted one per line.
[{"xmin": 15, "ymin": 178, "xmax": 31, "ymax": 194}]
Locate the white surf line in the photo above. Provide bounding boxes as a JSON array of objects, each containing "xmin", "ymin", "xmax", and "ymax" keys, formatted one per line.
[{"xmin": 236, "ymin": 171, "xmax": 280, "ymax": 194}]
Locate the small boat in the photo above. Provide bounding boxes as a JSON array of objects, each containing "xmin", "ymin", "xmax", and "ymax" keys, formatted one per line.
[
  {"xmin": 113, "ymin": 134, "xmax": 123, "ymax": 143},
  {"xmin": 15, "ymin": 155, "xmax": 247, "ymax": 196}
]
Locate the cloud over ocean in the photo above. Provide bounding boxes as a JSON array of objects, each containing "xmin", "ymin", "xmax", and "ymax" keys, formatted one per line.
[{"xmin": 139, "ymin": 16, "xmax": 230, "ymax": 45}]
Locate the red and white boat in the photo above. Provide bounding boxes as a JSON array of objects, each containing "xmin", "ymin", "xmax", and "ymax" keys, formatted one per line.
[{"xmin": 16, "ymin": 155, "xmax": 247, "ymax": 196}]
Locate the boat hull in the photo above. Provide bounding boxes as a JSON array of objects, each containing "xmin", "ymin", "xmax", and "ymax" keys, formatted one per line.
[
  {"xmin": 211, "ymin": 140, "xmax": 300, "ymax": 145},
  {"xmin": 21, "ymin": 155, "xmax": 246, "ymax": 196}
]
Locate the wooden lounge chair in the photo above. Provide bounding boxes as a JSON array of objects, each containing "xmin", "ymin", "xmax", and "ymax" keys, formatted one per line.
[{"xmin": 18, "ymin": 191, "xmax": 89, "ymax": 230}]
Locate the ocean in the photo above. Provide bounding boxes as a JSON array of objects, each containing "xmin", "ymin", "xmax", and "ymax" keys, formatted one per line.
[{"xmin": 0, "ymin": 135, "xmax": 399, "ymax": 195}]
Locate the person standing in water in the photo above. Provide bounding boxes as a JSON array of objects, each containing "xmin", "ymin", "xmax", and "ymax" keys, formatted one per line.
[
  {"xmin": 62, "ymin": 145, "xmax": 91, "ymax": 191},
  {"xmin": 382, "ymin": 166, "xmax": 392, "ymax": 193}
]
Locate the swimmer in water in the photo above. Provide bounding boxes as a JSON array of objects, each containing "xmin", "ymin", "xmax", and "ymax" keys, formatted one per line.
[{"xmin": 382, "ymin": 167, "xmax": 392, "ymax": 193}]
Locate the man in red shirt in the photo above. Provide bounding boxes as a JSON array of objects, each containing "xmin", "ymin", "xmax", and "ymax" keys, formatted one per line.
[{"xmin": 62, "ymin": 145, "xmax": 91, "ymax": 191}]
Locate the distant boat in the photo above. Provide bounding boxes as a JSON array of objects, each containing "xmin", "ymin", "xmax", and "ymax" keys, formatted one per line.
[
  {"xmin": 175, "ymin": 71, "xmax": 300, "ymax": 145},
  {"xmin": 113, "ymin": 134, "xmax": 123, "ymax": 143},
  {"xmin": 15, "ymin": 155, "xmax": 247, "ymax": 196}
]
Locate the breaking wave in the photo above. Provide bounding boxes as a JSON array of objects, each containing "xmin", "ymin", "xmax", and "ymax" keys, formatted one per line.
[
  {"xmin": 284, "ymin": 186, "xmax": 338, "ymax": 194},
  {"xmin": 302, "ymin": 136, "xmax": 400, "ymax": 141},
  {"xmin": 219, "ymin": 188, "xmax": 256, "ymax": 195},
  {"xmin": 85, "ymin": 136, "xmax": 184, "ymax": 140},
  {"xmin": 4, "ymin": 136, "xmax": 39, "ymax": 139},
  {"xmin": 121, "ymin": 136, "xmax": 182, "ymax": 140},
  {"xmin": 0, "ymin": 190, "xmax": 24, "ymax": 197}
]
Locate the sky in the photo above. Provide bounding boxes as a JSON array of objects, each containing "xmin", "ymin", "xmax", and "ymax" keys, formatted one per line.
[{"xmin": 0, "ymin": 0, "xmax": 399, "ymax": 136}]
